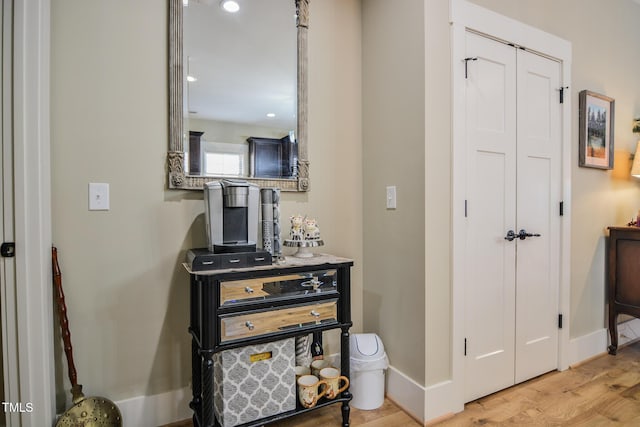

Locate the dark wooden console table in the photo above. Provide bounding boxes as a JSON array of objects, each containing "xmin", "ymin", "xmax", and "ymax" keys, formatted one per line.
[
  {"xmin": 607, "ymin": 226, "xmax": 640, "ymax": 355},
  {"xmin": 184, "ymin": 254, "xmax": 353, "ymax": 426}
]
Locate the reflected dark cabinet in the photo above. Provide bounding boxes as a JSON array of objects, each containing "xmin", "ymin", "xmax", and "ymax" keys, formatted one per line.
[
  {"xmin": 247, "ymin": 136, "xmax": 298, "ymax": 179},
  {"xmin": 189, "ymin": 131, "xmax": 205, "ymax": 175},
  {"xmin": 607, "ymin": 226, "xmax": 640, "ymax": 355}
]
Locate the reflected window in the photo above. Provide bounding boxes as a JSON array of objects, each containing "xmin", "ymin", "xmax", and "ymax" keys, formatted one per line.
[
  {"xmin": 205, "ymin": 152, "xmax": 244, "ymax": 176},
  {"xmin": 203, "ymin": 141, "xmax": 248, "ymax": 176}
]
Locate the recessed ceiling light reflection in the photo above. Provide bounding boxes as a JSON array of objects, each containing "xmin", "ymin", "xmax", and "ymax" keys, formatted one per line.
[
  {"xmin": 266, "ymin": 113, "xmax": 276, "ymax": 118},
  {"xmin": 220, "ymin": 0, "xmax": 240, "ymax": 13},
  {"xmin": 187, "ymin": 75, "xmax": 197, "ymax": 82}
]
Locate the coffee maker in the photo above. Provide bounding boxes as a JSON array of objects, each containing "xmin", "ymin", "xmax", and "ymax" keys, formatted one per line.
[
  {"xmin": 204, "ymin": 179, "xmax": 259, "ymax": 253},
  {"xmin": 186, "ymin": 179, "xmax": 272, "ymax": 271}
]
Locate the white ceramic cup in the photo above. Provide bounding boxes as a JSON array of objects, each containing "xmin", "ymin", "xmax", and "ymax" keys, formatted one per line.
[
  {"xmin": 295, "ymin": 365, "xmax": 311, "ymax": 379},
  {"xmin": 319, "ymin": 367, "xmax": 349, "ymax": 399},
  {"xmin": 297, "ymin": 374, "xmax": 327, "ymax": 408},
  {"xmin": 310, "ymin": 359, "xmax": 331, "ymax": 377}
]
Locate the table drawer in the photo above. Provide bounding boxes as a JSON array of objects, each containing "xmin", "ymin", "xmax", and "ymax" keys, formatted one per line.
[
  {"xmin": 220, "ymin": 300, "xmax": 337, "ymax": 342},
  {"xmin": 220, "ymin": 279, "xmax": 272, "ymax": 303},
  {"xmin": 219, "ymin": 269, "xmax": 337, "ymax": 306}
]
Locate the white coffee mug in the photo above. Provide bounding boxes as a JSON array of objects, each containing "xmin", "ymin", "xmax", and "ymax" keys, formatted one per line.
[
  {"xmin": 297, "ymin": 374, "xmax": 328, "ymax": 408},
  {"xmin": 319, "ymin": 367, "xmax": 349, "ymax": 400},
  {"xmin": 310, "ymin": 359, "xmax": 331, "ymax": 377},
  {"xmin": 295, "ymin": 365, "xmax": 311, "ymax": 379}
]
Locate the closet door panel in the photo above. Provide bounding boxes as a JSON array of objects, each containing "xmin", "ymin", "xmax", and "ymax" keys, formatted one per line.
[
  {"xmin": 514, "ymin": 49, "xmax": 561, "ymax": 383},
  {"xmin": 463, "ymin": 31, "xmax": 517, "ymax": 403}
]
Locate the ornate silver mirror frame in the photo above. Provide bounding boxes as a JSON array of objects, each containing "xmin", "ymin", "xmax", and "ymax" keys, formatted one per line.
[{"xmin": 168, "ymin": 0, "xmax": 310, "ymax": 191}]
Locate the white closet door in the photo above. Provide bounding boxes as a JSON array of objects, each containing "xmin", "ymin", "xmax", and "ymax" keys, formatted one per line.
[
  {"xmin": 514, "ymin": 48, "xmax": 561, "ymax": 383},
  {"xmin": 464, "ymin": 31, "xmax": 517, "ymax": 403},
  {"xmin": 464, "ymin": 31, "xmax": 561, "ymax": 402}
]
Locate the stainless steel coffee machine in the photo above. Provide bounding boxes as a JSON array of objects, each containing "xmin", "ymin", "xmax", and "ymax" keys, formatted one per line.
[
  {"xmin": 186, "ymin": 179, "xmax": 272, "ymax": 271},
  {"xmin": 204, "ymin": 179, "xmax": 259, "ymax": 253}
]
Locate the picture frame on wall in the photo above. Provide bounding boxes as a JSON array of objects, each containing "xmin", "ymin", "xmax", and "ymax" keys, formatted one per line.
[{"xmin": 579, "ymin": 90, "xmax": 615, "ymax": 169}]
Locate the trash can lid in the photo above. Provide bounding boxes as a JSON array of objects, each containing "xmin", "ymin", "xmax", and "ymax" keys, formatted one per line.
[{"xmin": 350, "ymin": 333, "xmax": 385, "ymax": 360}]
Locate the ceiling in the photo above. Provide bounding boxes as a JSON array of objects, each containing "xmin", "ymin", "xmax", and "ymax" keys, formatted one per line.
[{"xmin": 184, "ymin": 0, "xmax": 297, "ymax": 131}]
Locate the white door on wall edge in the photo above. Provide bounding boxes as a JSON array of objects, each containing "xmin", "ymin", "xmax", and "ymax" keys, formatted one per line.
[
  {"xmin": 463, "ymin": 30, "xmax": 561, "ymax": 403},
  {"xmin": 1, "ymin": 0, "xmax": 17, "ymax": 423}
]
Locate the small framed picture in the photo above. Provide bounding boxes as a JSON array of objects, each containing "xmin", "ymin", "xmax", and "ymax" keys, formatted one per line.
[{"xmin": 579, "ymin": 90, "xmax": 615, "ymax": 169}]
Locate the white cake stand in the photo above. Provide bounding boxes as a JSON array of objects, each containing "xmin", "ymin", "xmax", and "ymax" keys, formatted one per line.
[{"xmin": 283, "ymin": 239, "xmax": 324, "ymax": 258}]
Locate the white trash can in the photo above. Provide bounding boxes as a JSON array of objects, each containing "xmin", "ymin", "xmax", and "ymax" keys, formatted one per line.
[{"xmin": 349, "ymin": 333, "xmax": 389, "ymax": 410}]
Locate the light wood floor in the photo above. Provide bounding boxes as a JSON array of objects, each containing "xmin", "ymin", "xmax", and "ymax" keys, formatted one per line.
[
  {"xmin": 163, "ymin": 397, "xmax": 419, "ymax": 427},
  {"xmin": 436, "ymin": 340, "xmax": 640, "ymax": 426},
  {"xmin": 165, "ymin": 341, "xmax": 640, "ymax": 426}
]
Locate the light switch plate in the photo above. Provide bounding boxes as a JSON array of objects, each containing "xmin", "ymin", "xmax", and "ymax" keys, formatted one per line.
[
  {"xmin": 89, "ymin": 183, "xmax": 109, "ymax": 211},
  {"xmin": 386, "ymin": 186, "xmax": 397, "ymax": 209}
]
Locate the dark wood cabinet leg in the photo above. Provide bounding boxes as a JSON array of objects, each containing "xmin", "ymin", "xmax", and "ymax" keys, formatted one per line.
[
  {"xmin": 202, "ymin": 354, "xmax": 215, "ymax": 427},
  {"xmin": 608, "ymin": 310, "xmax": 618, "ymax": 355},
  {"xmin": 340, "ymin": 326, "xmax": 351, "ymax": 426},
  {"xmin": 341, "ymin": 401, "xmax": 351, "ymax": 427},
  {"xmin": 340, "ymin": 327, "xmax": 350, "ymax": 381},
  {"xmin": 190, "ymin": 340, "xmax": 202, "ymax": 416}
]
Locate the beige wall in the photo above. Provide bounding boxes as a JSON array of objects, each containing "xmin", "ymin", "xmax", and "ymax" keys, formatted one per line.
[
  {"xmin": 188, "ymin": 117, "xmax": 287, "ymax": 145},
  {"xmin": 425, "ymin": 0, "xmax": 640, "ymax": 387},
  {"xmin": 51, "ymin": 0, "xmax": 362, "ymax": 411},
  {"xmin": 51, "ymin": 0, "xmax": 640, "ymax": 414},
  {"xmin": 362, "ymin": 0, "xmax": 426, "ymax": 384}
]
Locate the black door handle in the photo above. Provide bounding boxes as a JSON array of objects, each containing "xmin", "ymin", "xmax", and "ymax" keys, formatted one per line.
[
  {"xmin": 517, "ymin": 229, "xmax": 541, "ymax": 240},
  {"xmin": 505, "ymin": 229, "xmax": 541, "ymax": 241}
]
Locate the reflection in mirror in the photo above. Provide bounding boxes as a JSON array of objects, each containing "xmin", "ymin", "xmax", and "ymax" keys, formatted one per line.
[
  {"xmin": 168, "ymin": 0, "xmax": 310, "ymax": 191},
  {"xmin": 184, "ymin": 0, "xmax": 296, "ymax": 178},
  {"xmin": 248, "ymin": 135, "xmax": 298, "ymax": 178}
]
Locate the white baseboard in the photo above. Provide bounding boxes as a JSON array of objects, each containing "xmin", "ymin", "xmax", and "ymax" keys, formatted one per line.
[
  {"xmin": 568, "ymin": 327, "xmax": 607, "ymax": 366},
  {"xmin": 426, "ymin": 379, "xmax": 460, "ymax": 423},
  {"xmin": 386, "ymin": 365, "xmax": 425, "ymax": 423},
  {"xmin": 114, "ymin": 386, "xmax": 192, "ymax": 427}
]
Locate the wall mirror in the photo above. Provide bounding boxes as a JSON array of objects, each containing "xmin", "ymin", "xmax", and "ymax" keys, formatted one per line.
[{"xmin": 168, "ymin": 0, "xmax": 310, "ymax": 191}]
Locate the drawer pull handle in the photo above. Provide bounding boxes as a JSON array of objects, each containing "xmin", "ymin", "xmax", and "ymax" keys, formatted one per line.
[
  {"xmin": 228, "ymin": 259, "xmax": 241, "ymax": 264},
  {"xmin": 254, "ymin": 257, "xmax": 265, "ymax": 261},
  {"xmin": 301, "ymin": 278, "xmax": 322, "ymax": 289},
  {"xmin": 244, "ymin": 286, "xmax": 254, "ymax": 294},
  {"xmin": 310, "ymin": 310, "xmax": 320, "ymax": 318},
  {"xmin": 245, "ymin": 321, "xmax": 255, "ymax": 331}
]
